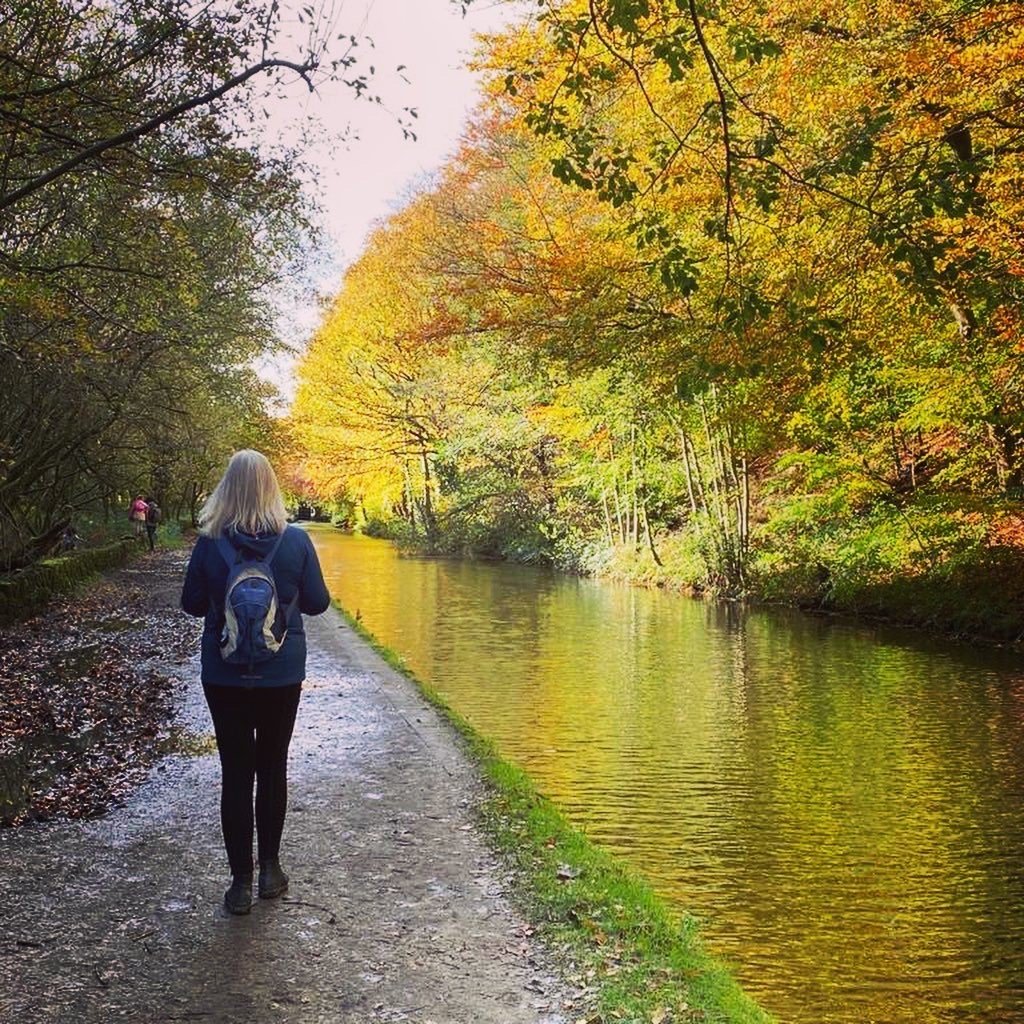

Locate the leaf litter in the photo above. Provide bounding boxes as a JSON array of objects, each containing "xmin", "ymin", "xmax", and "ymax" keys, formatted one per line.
[{"xmin": 0, "ymin": 548, "xmax": 201, "ymax": 826}]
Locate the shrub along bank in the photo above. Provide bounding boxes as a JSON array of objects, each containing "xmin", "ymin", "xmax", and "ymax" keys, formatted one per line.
[
  {"xmin": 587, "ymin": 499, "xmax": 1024, "ymax": 647},
  {"xmin": 359, "ymin": 486, "xmax": 1024, "ymax": 648},
  {"xmin": 337, "ymin": 603, "xmax": 773, "ymax": 1024}
]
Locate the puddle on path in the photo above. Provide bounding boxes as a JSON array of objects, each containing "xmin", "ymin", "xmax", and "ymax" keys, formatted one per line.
[{"xmin": 156, "ymin": 727, "xmax": 217, "ymax": 757}]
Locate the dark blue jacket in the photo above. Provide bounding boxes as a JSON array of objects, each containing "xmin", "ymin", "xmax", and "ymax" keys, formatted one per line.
[{"xmin": 181, "ymin": 525, "xmax": 331, "ymax": 687}]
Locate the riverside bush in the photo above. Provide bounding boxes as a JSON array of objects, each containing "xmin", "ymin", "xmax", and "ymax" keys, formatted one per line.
[
  {"xmin": 586, "ymin": 532, "xmax": 707, "ymax": 591},
  {"xmin": 360, "ymin": 514, "xmax": 400, "ymax": 539},
  {"xmin": 755, "ymin": 496, "xmax": 986, "ymax": 601}
]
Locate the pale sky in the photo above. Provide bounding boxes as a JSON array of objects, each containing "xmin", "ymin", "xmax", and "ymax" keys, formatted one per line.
[
  {"xmin": 298, "ymin": 0, "xmax": 519, "ymax": 260},
  {"xmin": 259, "ymin": 0, "xmax": 524, "ymax": 400}
]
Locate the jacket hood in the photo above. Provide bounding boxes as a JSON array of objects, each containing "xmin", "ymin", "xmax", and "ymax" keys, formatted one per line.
[{"xmin": 223, "ymin": 526, "xmax": 288, "ymax": 559}]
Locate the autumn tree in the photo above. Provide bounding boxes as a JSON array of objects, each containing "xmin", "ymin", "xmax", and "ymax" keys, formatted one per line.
[
  {"xmin": 0, "ymin": 0, "xmax": 384, "ymax": 565},
  {"xmin": 488, "ymin": 0, "xmax": 1024, "ymax": 487}
]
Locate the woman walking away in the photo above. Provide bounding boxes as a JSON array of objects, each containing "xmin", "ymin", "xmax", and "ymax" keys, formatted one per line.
[{"xmin": 181, "ymin": 450, "xmax": 330, "ymax": 915}]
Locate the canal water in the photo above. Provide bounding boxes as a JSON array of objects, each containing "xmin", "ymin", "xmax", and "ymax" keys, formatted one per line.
[{"xmin": 308, "ymin": 527, "xmax": 1024, "ymax": 1024}]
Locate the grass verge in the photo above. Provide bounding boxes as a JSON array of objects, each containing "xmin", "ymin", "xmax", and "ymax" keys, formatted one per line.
[{"xmin": 335, "ymin": 600, "xmax": 772, "ymax": 1024}]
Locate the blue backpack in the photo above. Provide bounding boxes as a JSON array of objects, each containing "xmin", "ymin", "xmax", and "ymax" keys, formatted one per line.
[{"xmin": 215, "ymin": 530, "xmax": 298, "ymax": 668}]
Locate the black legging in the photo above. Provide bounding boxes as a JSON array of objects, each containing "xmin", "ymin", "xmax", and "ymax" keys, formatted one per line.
[{"xmin": 203, "ymin": 683, "xmax": 302, "ymax": 877}]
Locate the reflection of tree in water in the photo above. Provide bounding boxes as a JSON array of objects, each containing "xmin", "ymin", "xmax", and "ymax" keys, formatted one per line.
[{"xmin": 312, "ymin": 528, "xmax": 1024, "ymax": 1024}]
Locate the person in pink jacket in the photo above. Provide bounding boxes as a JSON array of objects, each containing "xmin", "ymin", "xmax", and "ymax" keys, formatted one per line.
[{"xmin": 129, "ymin": 495, "xmax": 148, "ymax": 539}]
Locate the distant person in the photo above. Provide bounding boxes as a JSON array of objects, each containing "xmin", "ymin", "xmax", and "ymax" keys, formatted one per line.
[
  {"xmin": 180, "ymin": 449, "xmax": 330, "ymax": 916},
  {"xmin": 129, "ymin": 495, "xmax": 148, "ymax": 539},
  {"xmin": 59, "ymin": 523, "xmax": 81, "ymax": 552},
  {"xmin": 144, "ymin": 499, "xmax": 162, "ymax": 551}
]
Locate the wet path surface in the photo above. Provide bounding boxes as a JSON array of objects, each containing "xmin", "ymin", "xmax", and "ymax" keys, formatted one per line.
[{"xmin": 0, "ymin": 609, "xmax": 573, "ymax": 1024}]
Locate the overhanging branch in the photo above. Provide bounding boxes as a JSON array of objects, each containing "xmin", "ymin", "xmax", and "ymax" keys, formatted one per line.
[{"xmin": 0, "ymin": 56, "xmax": 316, "ymax": 214}]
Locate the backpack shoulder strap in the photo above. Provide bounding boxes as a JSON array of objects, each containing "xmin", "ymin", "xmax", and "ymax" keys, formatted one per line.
[{"xmin": 265, "ymin": 527, "xmax": 289, "ymax": 565}]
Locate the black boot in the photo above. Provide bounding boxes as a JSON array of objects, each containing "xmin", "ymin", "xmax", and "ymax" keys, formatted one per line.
[
  {"xmin": 224, "ymin": 873, "xmax": 253, "ymax": 915},
  {"xmin": 258, "ymin": 858, "xmax": 289, "ymax": 900}
]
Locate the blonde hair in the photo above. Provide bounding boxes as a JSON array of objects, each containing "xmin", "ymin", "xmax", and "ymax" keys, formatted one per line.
[{"xmin": 199, "ymin": 449, "xmax": 288, "ymax": 538}]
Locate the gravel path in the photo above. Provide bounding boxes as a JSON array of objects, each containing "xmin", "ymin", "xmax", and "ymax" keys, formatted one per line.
[{"xmin": 0, "ymin": 597, "xmax": 576, "ymax": 1023}]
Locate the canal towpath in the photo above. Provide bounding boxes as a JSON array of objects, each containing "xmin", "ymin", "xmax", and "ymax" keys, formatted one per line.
[{"xmin": 0, "ymin": 550, "xmax": 579, "ymax": 1023}]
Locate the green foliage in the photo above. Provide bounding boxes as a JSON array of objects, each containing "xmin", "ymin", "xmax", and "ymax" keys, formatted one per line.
[
  {"xmin": 586, "ymin": 529, "xmax": 707, "ymax": 589},
  {"xmin": 360, "ymin": 514, "xmax": 401, "ymax": 540},
  {"xmin": 0, "ymin": 0, "xmax": 374, "ymax": 568}
]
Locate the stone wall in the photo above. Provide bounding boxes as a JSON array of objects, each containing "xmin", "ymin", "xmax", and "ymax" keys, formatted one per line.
[{"xmin": 0, "ymin": 540, "xmax": 138, "ymax": 625}]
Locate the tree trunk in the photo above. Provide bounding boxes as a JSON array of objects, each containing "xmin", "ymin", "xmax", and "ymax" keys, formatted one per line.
[
  {"xmin": 679, "ymin": 430, "xmax": 700, "ymax": 515},
  {"xmin": 600, "ymin": 488, "xmax": 615, "ymax": 547},
  {"xmin": 987, "ymin": 421, "xmax": 1024, "ymax": 494},
  {"xmin": 611, "ymin": 477, "xmax": 626, "ymax": 545},
  {"xmin": 420, "ymin": 447, "xmax": 437, "ymax": 538},
  {"xmin": 641, "ymin": 500, "xmax": 662, "ymax": 566},
  {"xmin": 403, "ymin": 461, "xmax": 417, "ymax": 529}
]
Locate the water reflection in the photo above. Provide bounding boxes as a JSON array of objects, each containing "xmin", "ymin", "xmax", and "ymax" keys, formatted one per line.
[{"xmin": 310, "ymin": 528, "xmax": 1024, "ymax": 1023}]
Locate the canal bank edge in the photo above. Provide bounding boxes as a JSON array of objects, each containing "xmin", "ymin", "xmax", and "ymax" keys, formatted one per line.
[
  {"xmin": 334, "ymin": 601, "xmax": 774, "ymax": 1024},
  {"xmin": 382, "ymin": 523, "xmax": 1024, "ymax": 652}
]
